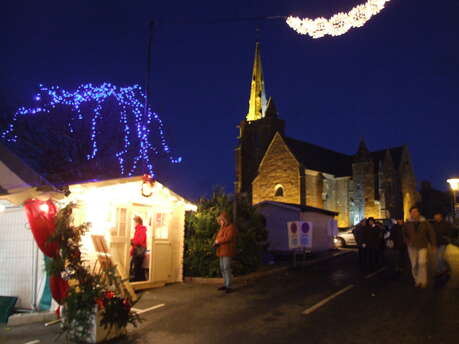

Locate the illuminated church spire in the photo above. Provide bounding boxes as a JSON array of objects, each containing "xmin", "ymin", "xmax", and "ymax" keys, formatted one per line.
[{"xmin": 246, "ymin": 42, "xmax": 267, "ymax": 122}]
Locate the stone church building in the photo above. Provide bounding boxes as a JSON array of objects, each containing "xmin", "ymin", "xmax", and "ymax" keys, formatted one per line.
[{"xmin": 235, "ymin": 44, "xmax": 418, "ymax": 227}]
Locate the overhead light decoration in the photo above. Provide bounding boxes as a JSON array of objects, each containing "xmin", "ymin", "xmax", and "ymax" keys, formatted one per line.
[
  {"xmin": 1, "ymin": 83, "xmax": 182, "ymax": 176},
  {"xmin": 286, "ymin": 0, "xmax": 391, "ymax": 39},
  {"xmin": 141, "ymin": 174, "xmax": 155, "ymax": 197}
]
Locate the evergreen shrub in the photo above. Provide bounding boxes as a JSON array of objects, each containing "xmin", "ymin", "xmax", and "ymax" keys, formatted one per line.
[{"xmin": 184, "ymin": 188, "xmax": 268, "ymax": 278}]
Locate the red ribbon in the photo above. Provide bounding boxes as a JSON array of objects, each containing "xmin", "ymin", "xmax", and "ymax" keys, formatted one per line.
[
  {"xmin": 24, "ymin": 199, "xmax": 59, "ymax": 257},
  {"xmin": 24, "ymin": 199, "xmax": 69, "ymax": 304}
]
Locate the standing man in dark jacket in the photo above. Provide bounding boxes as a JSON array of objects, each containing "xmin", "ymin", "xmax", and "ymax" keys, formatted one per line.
[
  {"xmin": 388, "ymin": 219, "xmax": 406, "ymax": 272},
  {"xmin": 364, "ymin": 218, "xmax": 384, "ymax": 272},
  {"xmin": 353, "ymin": 219, "xmax": 367, "ymax": 272},
  {"xmin": 403, "ymin": 206, "xmax": 436, "ymax": 288},
  {"xmin": 431, "ymin": 212, "xmax": 453, "ymax": 278}
]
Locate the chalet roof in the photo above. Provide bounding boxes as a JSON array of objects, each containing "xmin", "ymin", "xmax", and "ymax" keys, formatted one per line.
[
  {"xmin": 0, "ymin": 141, "xmax": 50, "ymax": 195},
  {"xmin": 257, "ymin": 200, "xmax": 339, "ymax": 216},
  {"xmin": 284, "ymin": 137, "xmax": 353, "ymax": 177}
]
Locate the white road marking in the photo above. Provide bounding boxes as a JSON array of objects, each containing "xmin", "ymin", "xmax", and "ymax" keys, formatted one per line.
[
  {"xmin": 44, "ymin": 319, "xmax": 62, "ymax": 327},
  {"xmin": 365, "ymin": 267, "xmax": 386, "ymax": 279},
  {"xmin": 302, "ymin": 285, "xmax": 354, "ymax": 315},
  {"xmin": 24, "ymin": 340, "xmax": 40, "ymax": 344},
  {"xmin": 132, "ymin": 303, "xmax": 165, "ymax": 314}
]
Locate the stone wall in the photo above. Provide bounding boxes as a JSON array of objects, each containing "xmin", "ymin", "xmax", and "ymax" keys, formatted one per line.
[
  {"xmin": 352, "ymin": 160, "xmax": 381, "ymax": 220},
  {"xmin": 252, "ymin": 134, "xmax": 300, "ymax": 205},
  {"xmin": 235, "ymin": 117, "xmax": 285, "ymax": 200},
  {"xmin": 305, "ymin": 172, "xmax": 324, "ymax": 209},
  {"xmin": 305, "ymin": 172, "xmax": 350, "ymax": 227},
  {"xmin": 335, "ymin": 178, "xmax": 351, "ymax": 227},
  {"xmin": 399, "ymin": 148, "xmax": 419, "ymax": 220},
  {"xmin": 323, "ymin": 175, "xmax": 337, "ymax": 212}
]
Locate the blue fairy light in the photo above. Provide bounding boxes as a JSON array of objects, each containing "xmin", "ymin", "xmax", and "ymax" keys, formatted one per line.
[{"xmin": 1, "ymin": 83, "xmax": 182, "ymax": 176}]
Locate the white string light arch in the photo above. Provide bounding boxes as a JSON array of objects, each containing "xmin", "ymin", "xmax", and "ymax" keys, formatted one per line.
[{"xmin": 286, "ymin": 0, "xmax": 392, "ymax": 39}]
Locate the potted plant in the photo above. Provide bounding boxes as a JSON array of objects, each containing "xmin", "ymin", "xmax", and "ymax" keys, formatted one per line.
[{"xmin": 46, "ymin": 203, "xmax": 140, "ymax": 343}]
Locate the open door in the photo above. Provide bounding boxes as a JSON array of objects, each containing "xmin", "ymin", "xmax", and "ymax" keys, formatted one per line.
[
  {"xmin": 110, "ymin": 207, "xmax": 132, "ymax": 277},
  {"xmin": 130, "ymin": 205, "xmax": 153, "ymax": 283}
]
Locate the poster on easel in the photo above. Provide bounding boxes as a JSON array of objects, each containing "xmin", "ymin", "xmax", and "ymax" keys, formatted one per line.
[{"xmin": 91, "ymin": 235, "xmax": 137, "ymax": 302}]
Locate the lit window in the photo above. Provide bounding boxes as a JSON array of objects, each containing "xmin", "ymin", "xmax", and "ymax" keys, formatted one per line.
[
  {"xmin": 154, "ymin": 212, "xmax": 168, "ymax": 239},
  {"xmin": 274, "ymin": 185, "xmax": 284, "ymax": 197}
]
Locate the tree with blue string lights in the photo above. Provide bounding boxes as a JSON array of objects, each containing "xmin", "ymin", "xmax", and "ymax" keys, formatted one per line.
[{"xmin": 0, "ymin": 83, "xmax": 181, "ymax": 184}]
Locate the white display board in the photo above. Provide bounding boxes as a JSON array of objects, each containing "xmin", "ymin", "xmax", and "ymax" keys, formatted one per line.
[{"xmin": 288, "ymin": 221, "xmax": 313, "ymax": 249}]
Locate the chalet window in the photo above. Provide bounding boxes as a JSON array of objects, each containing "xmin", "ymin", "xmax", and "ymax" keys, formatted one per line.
[
  {"xmin": 274, "ymin": 185, "xmax": 284, "ymax": 197},
  {"xmin": 154, "ymin": 212, "xmax": 169, "ymax": 240}
]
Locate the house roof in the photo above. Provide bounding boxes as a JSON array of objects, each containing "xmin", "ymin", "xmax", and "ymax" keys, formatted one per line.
[
  {"xmin": 257, "ymin": 200, "xmax": 339, "ymax": 216},
  {"xmin": 284, "ymin": 137, "xmax": 353, "ymax": 177}
]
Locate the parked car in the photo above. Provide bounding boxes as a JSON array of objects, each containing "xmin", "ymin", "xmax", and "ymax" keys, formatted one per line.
[{"xmin": 334, "ymin": 227, "xmax": 356, "ymax": 248}]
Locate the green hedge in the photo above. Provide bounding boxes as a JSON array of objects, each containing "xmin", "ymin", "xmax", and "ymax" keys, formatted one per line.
[{"xmin": 184, "ymin": 189, "xmax": 268, "ymax": 278}]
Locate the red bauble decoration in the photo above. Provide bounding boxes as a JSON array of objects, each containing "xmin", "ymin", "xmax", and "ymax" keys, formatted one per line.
[
  {"xmin": 104, "ymin": 291, "xmax": 115, "ymax": 299},
  {"xmin": 24, "ymin": 199, "xmax": 59, "ymax": 257},
  {"xmin": 141, "ymin": 174, "xmax": 155, "ymax": 197}
]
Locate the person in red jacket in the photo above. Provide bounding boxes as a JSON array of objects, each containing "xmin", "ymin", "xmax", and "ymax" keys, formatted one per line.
[
  {"xmin": 214, "ymin": 211, "xmax": 238, "ymax": 294},
  {"xmin": 130, "ymin": 216, "xmax": 147, "ymax": 281}
]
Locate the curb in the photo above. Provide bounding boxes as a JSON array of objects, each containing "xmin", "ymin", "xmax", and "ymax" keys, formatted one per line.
[
  {"xmin": 185, "ymin": 249, "xmax": 354, "ymax": 285},
  {"xmin": 7, "ymin": 311, "xmax": 56, "ymax": 327}
]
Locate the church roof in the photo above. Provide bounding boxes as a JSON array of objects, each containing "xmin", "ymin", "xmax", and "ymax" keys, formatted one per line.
[
  {"xmin": 371, "ymin": 146, "xmax": 405, "ymax": 168},
  {"xmin": 284, "ymin": 137, "xmax": 353, "ymax": 177}
]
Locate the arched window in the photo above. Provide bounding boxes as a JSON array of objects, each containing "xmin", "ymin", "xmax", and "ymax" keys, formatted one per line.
[{"xmin": 274, "ymin": 185, "xmax": 284, "ymax": 197}]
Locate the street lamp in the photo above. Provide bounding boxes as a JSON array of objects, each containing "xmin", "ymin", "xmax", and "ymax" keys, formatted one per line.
[{"xmin": 447, "ymin": 178, "xmax": 459, "ymax": 222}]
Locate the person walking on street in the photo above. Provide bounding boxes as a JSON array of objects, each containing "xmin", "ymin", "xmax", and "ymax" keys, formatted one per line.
[
  {"xmin": 214, "ymin": 211, "xmax": 238, "ymax": 294},
  {"xmin": 353, "ymin": 219, "xmax": 368, "ymax": 272},
  {"xmin": 431, "ymin": 212, "xmax": 453, "ymax": 279},
  {"xmin": 403, "ymin": 206, "xmax": 437, "ymax": 288}
]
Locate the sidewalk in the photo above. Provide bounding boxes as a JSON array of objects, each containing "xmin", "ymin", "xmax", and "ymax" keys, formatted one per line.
[{"xmin": 184, "ymin": 249, "xmax": 353, "ymax": 285}]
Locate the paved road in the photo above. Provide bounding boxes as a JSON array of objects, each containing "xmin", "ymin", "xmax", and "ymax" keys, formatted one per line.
[{"xmin": 3, "ymin": 246, "xmax": 459, "ymax": 344}]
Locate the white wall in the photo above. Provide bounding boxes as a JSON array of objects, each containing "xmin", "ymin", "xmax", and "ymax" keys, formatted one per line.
[
  {"xmin": 0, "ymin": 206, "xmax": 45, "ymax": 309},
  {"xmin": 300, "ymin": 212, "xmax": 335, "ymax": 252},
  {"xmin": 258, "ymin": 205, "xmax": 301, "ymax": 251},
  {"xmin": 258, "ymin": 204, "xmax": 336, "ymax": 253}
]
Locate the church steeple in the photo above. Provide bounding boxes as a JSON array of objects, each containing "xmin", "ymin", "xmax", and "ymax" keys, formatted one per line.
[
  {"xmin": 355, "ymin": 137, "xmax": 371, "ymax": 162},
  {"xmin": 246, "ymin": 42, "xmax": 267, "ymax": 122}
]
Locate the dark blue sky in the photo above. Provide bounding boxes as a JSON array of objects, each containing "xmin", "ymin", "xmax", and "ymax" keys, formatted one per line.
[{"xmin": 2, "ymin": 0, "xmax": 458, "ymax": 200}]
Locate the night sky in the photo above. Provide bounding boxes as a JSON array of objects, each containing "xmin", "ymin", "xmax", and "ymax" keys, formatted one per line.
[{"xmin": 2, "ymin": 0, "xmax": 458, "ymax": 200}]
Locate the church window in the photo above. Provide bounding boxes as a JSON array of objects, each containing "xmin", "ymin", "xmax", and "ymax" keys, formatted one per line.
[{"xmin": 274, "ymin": 185, "xmax": 284, "ymax": 197}]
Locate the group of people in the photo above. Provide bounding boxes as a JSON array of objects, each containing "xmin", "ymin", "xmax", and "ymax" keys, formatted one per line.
[
  {"xmin": 353, "ymin": 217, "xmax": 387, "ymax": 273},
  {"xmin": 353, "ymin": 206, "xmax": 455, "ymax": 288}
]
